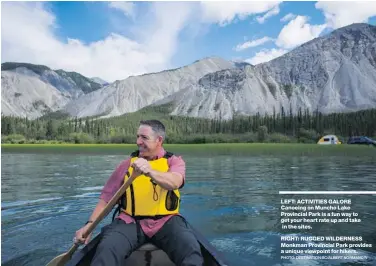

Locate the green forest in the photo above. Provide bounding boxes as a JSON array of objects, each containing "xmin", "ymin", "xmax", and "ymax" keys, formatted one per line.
[{"xmin": 2, "ymin": 104, "xmax": 376, "ymax": 144}]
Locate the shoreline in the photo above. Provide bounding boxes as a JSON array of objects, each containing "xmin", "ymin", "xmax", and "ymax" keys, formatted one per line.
[{"xmin": 2, "ymin": 143, "xmax": 375, "ymax": 156}]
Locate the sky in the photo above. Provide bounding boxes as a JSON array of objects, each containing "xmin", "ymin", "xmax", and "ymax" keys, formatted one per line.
[{"xmin": 2, "ymin": 1, "xmax": 376, "ymax": 83}]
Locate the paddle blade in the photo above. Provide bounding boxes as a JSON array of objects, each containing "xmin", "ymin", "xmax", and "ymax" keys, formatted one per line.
[
  {"xmin": 45, "ymin": 252, "xmax": 72, "ymax": 266},
  {"xmin": 46, "ymin": 244, "xmax": 78, "ymax": 266}
]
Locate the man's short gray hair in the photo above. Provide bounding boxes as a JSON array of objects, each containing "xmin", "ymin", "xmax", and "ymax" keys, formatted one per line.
[{"xmin": 140, "ymin": 120, "xmax": 166, "ymax": 140}]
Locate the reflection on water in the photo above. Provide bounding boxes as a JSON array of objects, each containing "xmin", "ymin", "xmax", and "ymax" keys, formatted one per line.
[{"xmin": 2, "ymin": 151, "xmax": 376, "ymax": 265}]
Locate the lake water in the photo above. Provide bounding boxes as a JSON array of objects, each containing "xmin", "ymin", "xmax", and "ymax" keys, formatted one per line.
[{"xmin": 2, "ymin": 149, "xmax": 376, "ymax": 266}]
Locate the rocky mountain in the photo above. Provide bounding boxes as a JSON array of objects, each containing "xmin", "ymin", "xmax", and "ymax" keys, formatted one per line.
[
  {"xmin": 1, "ymin": 71, "xmax": 70, "ymax": 119},
  {"xmin": 1, "ymin": 62, "xmax": 103, "ymax": 118},
  {"xmin": 2, "ymin": 23, "xmax": 376, "ymax": 120},
  {"xmin": 91, "ymin": 77, "xmax": 109, "ymax": 86},
  {"xmin": 151, "ymin": 66, "xmax": 276, "ymax": 119},
  {"xmin": 256, "ymin": 22, "xmax": 376, "ymax": 115},
  {"xmin": 154, "ymin": 23, "xmax": 376, "ymax": 119},
  {"xmin": 61, "ymin": 57, "xmax": 235, "ymax": 118}
]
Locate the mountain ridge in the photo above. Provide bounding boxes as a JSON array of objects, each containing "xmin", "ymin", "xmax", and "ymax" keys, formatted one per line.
[
  {"xmin": 2, "ymin": 23, "xmax": 376, "ymax": 120},
  {"xmin": 1, "ymin": 62, "xmax": 105, "ymax": 118}
]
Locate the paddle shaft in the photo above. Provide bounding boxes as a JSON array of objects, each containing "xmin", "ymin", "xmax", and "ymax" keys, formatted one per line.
[
  {"xmin": 45, "ymin": 170, "xmax": 137, "ymax": 266},
  {"xmin": 83, "ymin": 170, "xmax": 137, "ymax": 238}
]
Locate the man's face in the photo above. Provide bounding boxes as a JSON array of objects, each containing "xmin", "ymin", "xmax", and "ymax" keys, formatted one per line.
[{"xmin": 136, "ymin": 125, "xmax": 162, "ymax": 158}]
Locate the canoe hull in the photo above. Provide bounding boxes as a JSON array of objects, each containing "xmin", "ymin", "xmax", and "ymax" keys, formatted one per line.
[
  {"xmin": 66, "ymin": 234, "xmax": 177, "ymax": 266},
  {"xmin": 66, "ymin": 220, "xmax": 229, "ymax": 266}
]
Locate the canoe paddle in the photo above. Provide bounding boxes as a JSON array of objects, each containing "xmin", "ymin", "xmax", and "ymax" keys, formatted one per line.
[{"xmin": 45, "ymin": 170, "xmax": 138, "ymax": 266}]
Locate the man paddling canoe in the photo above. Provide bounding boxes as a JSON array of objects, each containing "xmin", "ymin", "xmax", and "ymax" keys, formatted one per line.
[{"xmin": 74, "ymin": 119, "xmax": 204, "ymax": 266}]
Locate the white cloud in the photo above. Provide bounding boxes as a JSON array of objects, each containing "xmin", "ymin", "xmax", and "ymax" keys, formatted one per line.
[
  {"xmin": 234, "ymin": 36, "xmax": 274, "ymax": 51},
  {"xmin": 2, "ymin": 2, "xmax": 64, "ymax": 65},
  {"xmin": 280, "ymin": 13, "xmax": 296, "ymax": 23},
  {"xmin": 144, "ymin": 2, "xmax": 195, "ymax": 62},
  {"xmin": 108, "ymin": 1, "xmax": 136, "ymax": 20},
  {"xmin": 2, "ymin": 1, "xmax": 288, "ymax": 83},
  {"xmin": 275, "ymin": 16, "xmax": 327, "ymax": 49},
  {"xmin": 245, "ymin": 48, "xmax": 288, "ymax": 65},
  {"xmin": 1, "ymin": 2, "xmax": 194, "ymax": 82},
  {"xmin": 199, "ymin": 1, "xmax": 281, "ymax": 26},
  {"xmin": 315, "ymin": 1, "xmax": 376, "ymax": 29},
  {"xmin": 256, "ymin": 5, "xmax": 280, "ymax": 24}
]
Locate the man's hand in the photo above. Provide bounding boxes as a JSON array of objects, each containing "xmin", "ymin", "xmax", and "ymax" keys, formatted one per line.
[
  {"xmin": 74, "ymin": 223, "xmax": 93, "ymax": 245},
  {"xmin": 131, "ymin": 158, "xmax": 183, "ymax": 190},
  {"xmin": 131, "ymin": 158, "xmax": 152, "ymax": 175}
]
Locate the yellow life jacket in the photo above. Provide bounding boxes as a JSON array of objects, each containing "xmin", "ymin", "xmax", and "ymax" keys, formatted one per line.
[{"xmin": 120, "ymin": 150, "xmax": 181, "ymax": 217}]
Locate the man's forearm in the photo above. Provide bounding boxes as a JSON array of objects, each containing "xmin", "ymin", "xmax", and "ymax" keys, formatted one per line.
[
  {"xmin": 87, "ymin": 199, "xmax": 107, "ymax": 222},
  {"xmin": 148, "ymin": 170, "xmax": 183, "ymax": 190}
]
